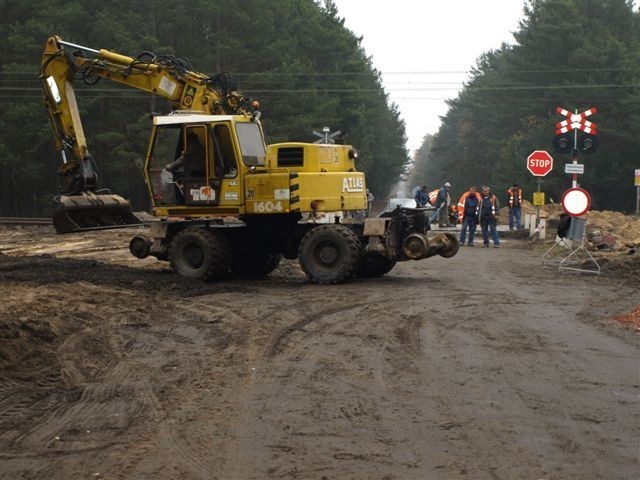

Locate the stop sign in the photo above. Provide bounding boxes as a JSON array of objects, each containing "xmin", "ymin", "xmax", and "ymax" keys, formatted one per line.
[{"xmin": 527, "ymin": 150, "xmax": 554, "ymax": 176}]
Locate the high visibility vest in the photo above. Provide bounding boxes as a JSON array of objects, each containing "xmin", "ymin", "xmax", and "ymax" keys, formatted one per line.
[
  {"xmin": 479, "ymin": 194, "xmax": 498, "ymax": 220},
  {"xmin": 507, "ymin": 187, "xmax": 523, "ymax": 208}
]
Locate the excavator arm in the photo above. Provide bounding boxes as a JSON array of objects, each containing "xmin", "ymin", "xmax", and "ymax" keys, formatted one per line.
[{"xmin": 40, "ymin": 35, "xmax": 256, "ymax": 233}]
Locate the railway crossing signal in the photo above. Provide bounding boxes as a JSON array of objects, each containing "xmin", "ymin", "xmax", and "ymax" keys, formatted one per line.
[
  {"xmin": 555, "ymin": 107, "xmax": 597, "ymax": 135},
  {"xmin": 553, "ymin": 106, "xmax": 599, "ymax": 155}
]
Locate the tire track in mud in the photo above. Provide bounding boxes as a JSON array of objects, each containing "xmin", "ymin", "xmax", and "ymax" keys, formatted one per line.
[
  {"xmin": 0, "ymin": 284, "xmax": 249, "ymax": 478},
  {"xmin": 2, "ymin": 241, "xmax": 639, "ymax": 479},
  {"xmin": 220, "ymin": 292, "xmax": 445, "ymax": 479},
  {"xmin": 106, "ymin": 294, "xmax": 266, "ymax": 479},
  {"xmin": 264, "ymin": 300, "xmax": 376, "ymax": 358}
]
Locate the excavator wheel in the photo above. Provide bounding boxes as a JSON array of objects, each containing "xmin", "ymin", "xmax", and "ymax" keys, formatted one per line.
[
  {"xmin": 231, "ymin": 249, "xmax": 282, "ymax": 277},
  {"xmin": 356, "ymin": 253, "xmax": 397, "ymax": 278},
  {"xmin": 169, "ymin": 227, "xmax": 231, "ymax": 281},
  {"xmin": 298, "ymin": 224, "xmax": 363, "ymax": 284}
]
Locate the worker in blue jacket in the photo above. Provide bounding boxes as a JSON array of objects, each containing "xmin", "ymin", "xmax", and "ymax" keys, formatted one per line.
[
  {"xmin": 414, "ymin": 185, "xmax": 430, "ymax": 208},
  {"xmin": 429, "ymin": 182, "xmax": 452, "ymax": 227},
  {"xmin": 459, "ymin": 187, "xmax": 479, "ymax": 246}
]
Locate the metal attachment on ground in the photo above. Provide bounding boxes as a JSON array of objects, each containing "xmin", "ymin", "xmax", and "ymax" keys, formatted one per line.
[
  {"xmin": 541, "ymin": 216, "xmax": 600, "ymax": 274},
  {"xmin": 402, "ymin": 232, "xmax": 459, "ymax": 260}
]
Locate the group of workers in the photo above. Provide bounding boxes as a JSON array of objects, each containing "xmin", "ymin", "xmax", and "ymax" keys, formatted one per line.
[
  {"xmin": 414, "ymin": 182, "xmax": 453, "ymax": 228},
  {"xmin": 414, "ymin": 182, "xmax": 524, "ymax": 248}
]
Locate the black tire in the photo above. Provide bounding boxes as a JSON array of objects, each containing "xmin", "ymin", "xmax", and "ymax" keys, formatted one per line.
[
  {"xmin": 298, "ymin": 224, "xmax": 363, "ymax": 284},
  {"xmin": 231, "ymin": 250, "xmax": 282, "ymax": 277},
  {"xmin": 169, "ymin": 227, "xmax": 231, "ymax": 280},
  {"xmin": 356, "ymin": 253, "xmax": 397, "ymax": 278}
]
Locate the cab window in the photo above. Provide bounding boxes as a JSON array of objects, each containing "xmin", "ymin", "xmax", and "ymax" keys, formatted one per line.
[
  {"xmin": 211, "ymin": 124, "xmax": 238, "ymax": 177},
  {"xmin": 235, "ymin": 122, "xmax": 266, "ymax": 166}
]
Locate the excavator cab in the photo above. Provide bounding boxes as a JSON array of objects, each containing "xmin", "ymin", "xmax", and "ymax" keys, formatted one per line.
[
  {"xmin": 145, "ymin": 114, "xmax": 264, "ymax": 217},
  {"xmin": 147, "ymin": 119, "xmax": 233, "ymax": 209}
]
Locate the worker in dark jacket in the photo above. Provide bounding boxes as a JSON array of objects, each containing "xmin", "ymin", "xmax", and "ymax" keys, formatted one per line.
[
  {"xmin": 429, "ymin": 182, "xmax": 452, "ymax": 227},
  {"xmin": 414, "ymin": 185, "xmax": 430, "ymax": 208},
  {"xmin": 478, "ymin": 185, "xmax": 500, "ymax": 247},
  {"xmin": 459, "ymin": 187, "xmax": 479, "ymax": 246}
]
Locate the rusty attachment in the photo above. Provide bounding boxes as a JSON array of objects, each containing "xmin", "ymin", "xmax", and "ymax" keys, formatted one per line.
[{"xmin": 402, "ymin": 232, "xmax": 459, "ymax": 260}]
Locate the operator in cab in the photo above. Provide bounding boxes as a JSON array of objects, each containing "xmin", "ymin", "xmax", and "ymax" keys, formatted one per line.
[{"xmin": 165, "ymin": 132, "xmax": 206, "ymax": 178}]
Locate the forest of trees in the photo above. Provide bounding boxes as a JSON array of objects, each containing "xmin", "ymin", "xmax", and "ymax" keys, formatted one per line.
[
  {"xmin": 0, "ymin": 0, "xmax": 409, "ymax": 216},
  {"xmin": 2, "ymin": 0, "xmax": 638, "ymax": 216},
  {"xmin": 414, "ymin": 0, "xmax": 640, "ymax": 212}
]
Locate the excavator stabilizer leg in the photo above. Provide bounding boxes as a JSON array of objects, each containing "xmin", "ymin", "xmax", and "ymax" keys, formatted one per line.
[{"xmin": 53, "ymin": 193, "xmax": 142, "ymax": 233}]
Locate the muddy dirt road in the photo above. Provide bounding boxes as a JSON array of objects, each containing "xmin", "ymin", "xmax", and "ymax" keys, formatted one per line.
[{"xmin": 1, "ymin": 226, "xmax": 638, "ymax": 479}]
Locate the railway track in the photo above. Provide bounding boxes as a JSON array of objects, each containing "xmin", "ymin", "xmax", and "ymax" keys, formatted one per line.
[
  {"xmin": 0, "ymin": 215, "xmax": 154, "ymax": 228},
  {"xmin": 0, "ymin": 217, "xmax": 52, "ymax": 225}
]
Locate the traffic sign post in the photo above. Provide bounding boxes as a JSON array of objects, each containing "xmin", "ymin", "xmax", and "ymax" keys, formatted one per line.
[
  {"xmin": 542, "ymin": 186, "xmax": 600, "ymax": 275},
  {"xmin": 635, "ymin": 169, "xmax": 640, "ymax": 216},
  {"xmin": 527, "ymin": 150, "xmax": 553, "ymax": 229},
  {"xmin": 542, "ymin": 107, "xmax": 601, "ymax": 274}
]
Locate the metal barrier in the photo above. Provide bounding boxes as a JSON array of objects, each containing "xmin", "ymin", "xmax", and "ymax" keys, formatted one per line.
[{"xmin": 542, "ymin": 216, "xmax": 600, "ymax": 274}]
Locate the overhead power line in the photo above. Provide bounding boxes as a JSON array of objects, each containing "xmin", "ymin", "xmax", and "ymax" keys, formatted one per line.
[{"xmin": 0, "ymin": 67, "xmax": 636, "ymax": 76}]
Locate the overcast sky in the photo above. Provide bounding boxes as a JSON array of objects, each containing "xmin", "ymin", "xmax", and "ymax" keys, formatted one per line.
[{"xmin": 331, "ymin": 0, "xmax": 528, "ymax": 155}]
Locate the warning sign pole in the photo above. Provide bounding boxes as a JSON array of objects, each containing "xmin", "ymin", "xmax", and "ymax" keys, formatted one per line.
[
  {"xmin": 635, "ymin": 169, "xmax": 640, "ymax": 216},
  {"xmin": 536, "ymin": 178, "xmax": 542, "ymax": 226}
]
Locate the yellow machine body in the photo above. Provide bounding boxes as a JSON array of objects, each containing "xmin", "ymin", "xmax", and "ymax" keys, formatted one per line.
[{"xmin": 145, "ymin": 120, "xmax": 367, "ymax": 218}]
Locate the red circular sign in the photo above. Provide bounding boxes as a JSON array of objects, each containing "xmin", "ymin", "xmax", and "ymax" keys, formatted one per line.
[
  {"xmin": 562, "ymin": 187, "xmax": 591, "ymax": 216},
  {"xmin": 527, "ymin": 150, "xmax": 554, "ymax": 176}
]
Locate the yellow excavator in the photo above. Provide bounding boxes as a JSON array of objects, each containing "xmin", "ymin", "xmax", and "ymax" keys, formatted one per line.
[{"xmin": 40, "ymin": 35, "xmax": 458, "ymax": 283}]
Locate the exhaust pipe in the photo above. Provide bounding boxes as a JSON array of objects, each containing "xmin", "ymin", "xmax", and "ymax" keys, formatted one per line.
[{"xmin": 403, "ymin": 232, "xmax": 459, "ymax": 260}]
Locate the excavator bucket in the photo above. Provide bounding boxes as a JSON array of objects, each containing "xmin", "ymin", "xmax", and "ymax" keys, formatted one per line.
[{"xmin": 53, "ymin": 193, "xmax": 143, "ymax": 233}]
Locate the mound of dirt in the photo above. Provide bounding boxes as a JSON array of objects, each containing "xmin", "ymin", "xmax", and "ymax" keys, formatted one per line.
[{"xmin": 584, "ymin": 210, "xmax": 640, "ymax": 247}]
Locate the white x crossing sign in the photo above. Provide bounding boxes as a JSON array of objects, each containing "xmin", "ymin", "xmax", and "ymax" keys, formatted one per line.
[{"xmin": 555, "ymin": 107, "xmax": 597, "ymax": 135}]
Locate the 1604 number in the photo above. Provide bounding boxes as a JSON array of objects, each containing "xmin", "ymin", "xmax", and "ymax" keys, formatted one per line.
[{"xmin": 252, "ymin": 201, "xmax": 283, "ymax": 213}]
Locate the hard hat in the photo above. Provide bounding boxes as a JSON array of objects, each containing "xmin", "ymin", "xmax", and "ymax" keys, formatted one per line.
[{"xmin": 444, "ymin": 182, "xmax": 451, "ymax": 187}]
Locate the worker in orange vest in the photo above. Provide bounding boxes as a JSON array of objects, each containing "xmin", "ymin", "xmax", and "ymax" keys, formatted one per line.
[
  {"xmin": 479, "ymin": 185, "xmax": 500, "ymax": 247},
  {"xmin": 428, "ymin": 188, "xmax": 439, "ymax": 206},
  {"xmin": 506, "ymin": 183, "xmax": 523, "ymax": 230}
]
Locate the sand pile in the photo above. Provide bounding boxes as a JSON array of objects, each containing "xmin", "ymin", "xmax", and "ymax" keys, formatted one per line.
[{"xmin": 584, "ymin": 210, "xmax": 640, "ymax": 247}]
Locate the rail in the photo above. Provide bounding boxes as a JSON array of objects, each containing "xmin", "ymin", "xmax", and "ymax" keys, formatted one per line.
[
  {"xmin": 0, "ymin": 214, "xmax": 155, "ymax": 227},
  {"xmin": 0, "ymin": 217, "xmax": 53, "ymax": 225}
]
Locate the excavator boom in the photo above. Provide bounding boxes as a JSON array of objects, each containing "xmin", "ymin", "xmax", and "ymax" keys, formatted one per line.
[{"xmin": 40, "ymin": 35, "xmax": 255, "ymax": 233}]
